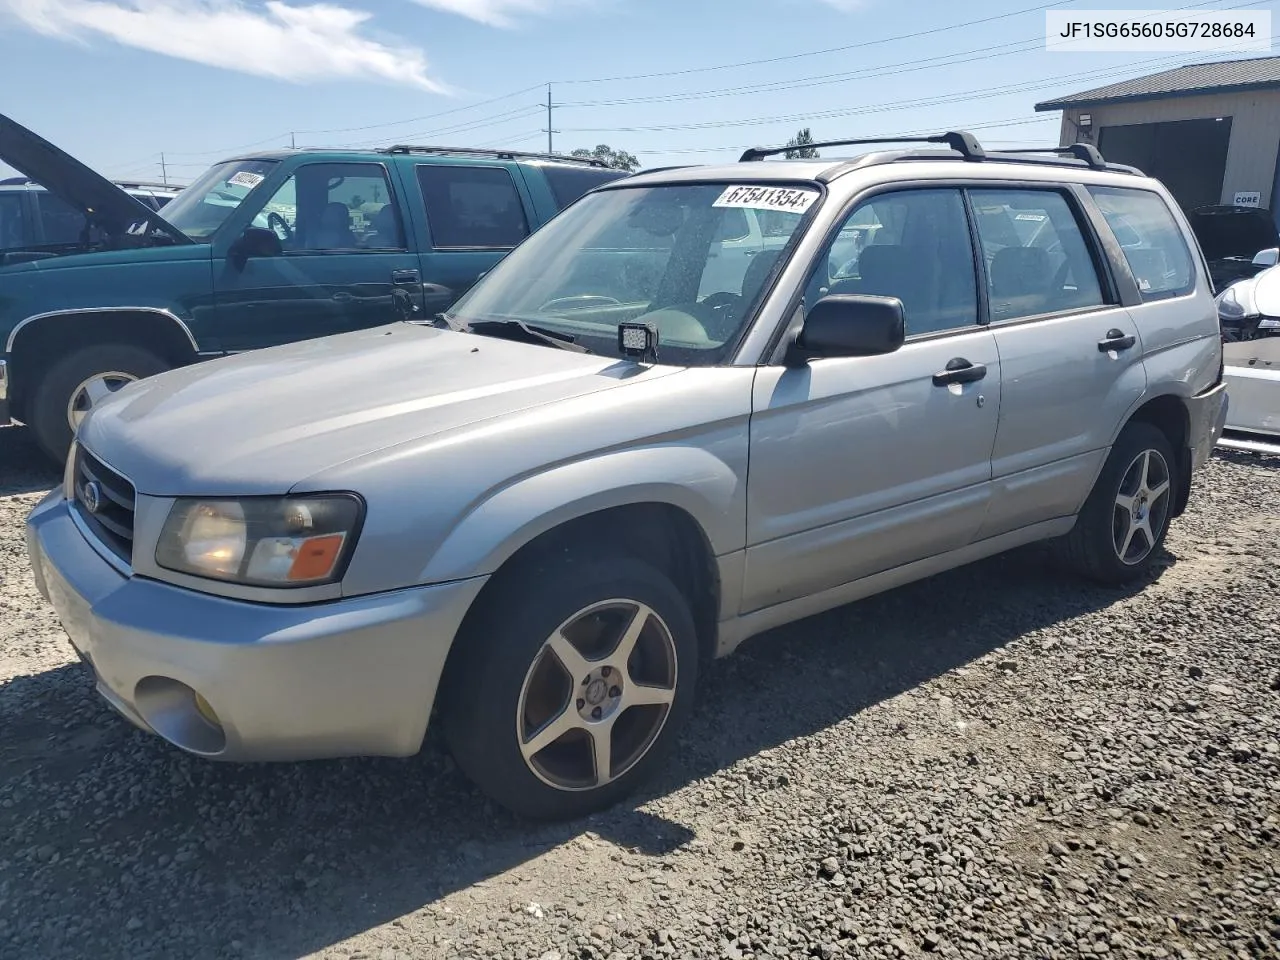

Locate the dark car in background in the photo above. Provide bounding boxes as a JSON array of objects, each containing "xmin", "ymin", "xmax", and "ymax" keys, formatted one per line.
[
  {"xmin": 0, "ymin": 112, "xmax": 630, "ymax": 462},
  {"xmin": 1186, "ymin": 203, "xmax": 1280, "ymax": 292},
  {"xmin": 0, "ymin": 177, "xmax": 182, "ymax": 257}
]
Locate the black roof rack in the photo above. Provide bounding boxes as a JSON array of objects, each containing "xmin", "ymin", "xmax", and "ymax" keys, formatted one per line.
[
  {"xmin": 740, "ymin": 131, "xmax": 985, "ymax": 163},
  {"xmin": 114, "ymin": 180, "xmax": 183, "ymax": 190},
  {"xmin": 995, "ymin": 143, "xmax": 1107, "ymax": 170},
  {"xmin": 376, "ymin": 144, "xmax": 611, "ymax": 168}
]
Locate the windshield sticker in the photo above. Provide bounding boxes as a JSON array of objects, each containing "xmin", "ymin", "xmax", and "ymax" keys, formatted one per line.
[
  {"xmin": 227, "ymin": 170, "xmax": 265, "ymax": 190},
  {"xmin": 713, "ymin": 185, "xmax": 818, "ymax": 214}
]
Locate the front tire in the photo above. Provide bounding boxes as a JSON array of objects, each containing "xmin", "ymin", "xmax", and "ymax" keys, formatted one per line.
[
  {"xmin": 28, "ymin": 344, "xmax": 170, "ymax": 464},
  {"xmin": 1058, "ymin": 421, "xmax": 1178, "ymax": 585},
  {"xmin": 441, "ymin": 551, "xmax": 699, "ymax": 821}
]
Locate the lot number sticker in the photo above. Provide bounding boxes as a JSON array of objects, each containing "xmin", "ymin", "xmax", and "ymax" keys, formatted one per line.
[
  {"xmin": 227, "ymin": 170, "xmax": 266, "ymax": 189},
  {"xmin": 713, "ymin": 185, "xmax": 818, "ymax": 214}
]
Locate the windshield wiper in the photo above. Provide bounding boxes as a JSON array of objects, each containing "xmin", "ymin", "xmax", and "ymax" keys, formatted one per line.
[{"xmin": 452, "ymin": 316, "xmax": 591, "ymax": 354}]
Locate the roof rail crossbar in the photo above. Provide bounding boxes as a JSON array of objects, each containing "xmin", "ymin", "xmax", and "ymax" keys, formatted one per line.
[
  {"xmin": 377, "ymin": 144, "xmax": 612, "ymax": 168},
  {"xmin": 997, "ymin": 142, "xmax": 1107, "ymax": 170},
  {"xmin": 739, "ymin": 130, "xmax": 986, "ymax": 163}
]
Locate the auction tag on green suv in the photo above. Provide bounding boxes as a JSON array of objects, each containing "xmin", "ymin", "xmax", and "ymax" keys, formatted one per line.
[{"xmin": 713, "ymin": 185, "xmax": 818, "ymax": 214}]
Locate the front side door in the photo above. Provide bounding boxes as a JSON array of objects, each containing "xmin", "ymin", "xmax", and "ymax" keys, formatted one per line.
[
  {"xmin": 408, "ymin": 162, "xmax": 536, "ymax": 317},
  {"xmin": 743, "ymin": 187, "xmax": 1001, "ymax": 614},
  {"xmin": 968, "ymin": 185, "xmax": 1146, "ymax": 540},
  {"xmin": 213, "ymin": 160, "xmax": 421, "ymax": 351}
]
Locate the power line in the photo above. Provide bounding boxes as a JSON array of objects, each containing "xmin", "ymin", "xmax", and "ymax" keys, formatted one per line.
[
  {"xmin": 559, "ymin": 42, "xmax": 1276, "ymax": 136},
  {"xmin": 552, "ymin": 0, "xmax": 1087, "ymax": 85},
  {"xmin": 112, "ymin": 0, "xmax": 1270, "ymax": 172},
  {"xmin": 130, "ymin": 0, "xmax": 1089, "ymax": 163},
  {"xmin": 557, "ymin": 0, "xmax": 1264, "ymax": 109}
]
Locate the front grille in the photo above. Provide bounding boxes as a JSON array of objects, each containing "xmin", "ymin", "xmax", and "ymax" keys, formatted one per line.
[{"xmin": 71, "ymin": 444, "xmax": 136, "ymax": 564}]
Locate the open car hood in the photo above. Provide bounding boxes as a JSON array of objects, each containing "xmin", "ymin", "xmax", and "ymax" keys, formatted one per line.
[
  {"xmin": 0, "ymin": 112, "xmax": 191, "ymax": 245},
  {"xmin": 1187, "ymin": 204, "xmax": 1279, "ymax": 262}
]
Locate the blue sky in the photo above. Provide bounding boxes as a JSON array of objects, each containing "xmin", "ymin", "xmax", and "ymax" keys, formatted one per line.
[{"xmin": 0, "ymin": 0, "xmax": 1275, "ymax": 184}]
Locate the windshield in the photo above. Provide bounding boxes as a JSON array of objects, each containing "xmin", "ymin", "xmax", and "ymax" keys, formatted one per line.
[
  {"xmin": 444, "ymin": 181, "xmax": 821, "ymax": 365},
  {"xmin": 158, "ymin": 159, "xmax": 279, "ymax": 240}
]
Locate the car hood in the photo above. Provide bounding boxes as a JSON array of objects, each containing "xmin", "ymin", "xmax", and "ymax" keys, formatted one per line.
[
  {"xmin": 0, "ymin": 112, "xmax": 190, "ymax": 245},
  {"xmin": 1187, "ymin": 204, "xmax": 1279, "ymax": 262},
  {"xmin": 78, "ymin": 323, "xmax": 682, "ymax": 495}
]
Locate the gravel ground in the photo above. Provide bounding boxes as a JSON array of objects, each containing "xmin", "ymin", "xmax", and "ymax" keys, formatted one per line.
[{"xmin": 1, "ymin": 422, "xmax": 1278, "ymax": 960}]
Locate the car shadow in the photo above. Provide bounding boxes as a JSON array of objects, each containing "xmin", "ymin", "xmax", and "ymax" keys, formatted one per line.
[
  {"xmin": 0, "ymin": 425, "xmax": 61, "ymax": 496},
  {"xmin": 0, "ymin": 538, "xmax": 1165, "ymax": 960}
]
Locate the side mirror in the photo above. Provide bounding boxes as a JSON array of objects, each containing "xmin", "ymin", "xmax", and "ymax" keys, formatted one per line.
[
  {"xmin": 789, "ymin": 294, "xmax": 906, "ymax": 363},
  {"xmin": 1252, "ymin": 247, "xmax": 1279, "ymax": 267},
  {"xmin": 228, "ymin": 226, "xmax": 282, "ymax": 269}
]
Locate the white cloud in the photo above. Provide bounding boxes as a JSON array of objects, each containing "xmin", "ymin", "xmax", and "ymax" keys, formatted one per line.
[
  {"xmin": 404, "ymin": 0, "xmax": 556, "ymax": 27},
  {"xmin": 0, "ymin": 0, "xmax": 446, "ymax": 90}
]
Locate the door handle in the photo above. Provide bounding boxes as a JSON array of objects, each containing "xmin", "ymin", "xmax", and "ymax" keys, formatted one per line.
[
  {"xmin": 392, "ymin": 269, "xmax": 421, "ymax": 285},
  {"xmin": 332, "ymin": 291, "xmax": 354, "ymax": 302},
  {"xmin": 1098, "ymin": 329, "xmax": 1136, "ymax": 352},
  {"xmin": 932, "ymin": 357, "xmax": 987, "ymax": 386}
]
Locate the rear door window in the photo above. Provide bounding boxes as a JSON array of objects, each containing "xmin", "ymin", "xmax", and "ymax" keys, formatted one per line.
[
  {"xmin": 417, "ymin": 165, "xmax": 529, "ymax": 249},
  {"xmin": 969, "ymin": 188, "xmax": 1106, "ymax": 321},
  {"xmin": 541, "ymin": 165, "xmax": 629, "ymax": 210},
  {"xmin": 1088, "ymin": 186, "xmax": 1196, "ymax": 301}
]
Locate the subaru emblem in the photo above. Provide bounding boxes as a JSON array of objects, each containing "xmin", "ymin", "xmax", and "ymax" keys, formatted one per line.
[{"xmin": 82, "ymin": 480, "xmax": 103, "ymax": 515}]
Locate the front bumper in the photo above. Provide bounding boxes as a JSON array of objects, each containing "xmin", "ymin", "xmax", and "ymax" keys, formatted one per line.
[{"xmin": 25, "ymin": 490, "xmax": 488, "ymax": 762}]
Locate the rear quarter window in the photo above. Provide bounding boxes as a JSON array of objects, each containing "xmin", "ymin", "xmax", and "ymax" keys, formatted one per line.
[
  {"xmin": 1088, "ymin": 186, "xmax": 1196, "ymax": 302},
  {"xmin": 541, "ymin": 165, "xmax": 630, "ymax": 210}
]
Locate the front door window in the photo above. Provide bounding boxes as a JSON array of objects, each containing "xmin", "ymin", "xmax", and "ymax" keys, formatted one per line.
[{"xmin": 254, "ymin": 162, "xmax": 405, "ymax": 253}]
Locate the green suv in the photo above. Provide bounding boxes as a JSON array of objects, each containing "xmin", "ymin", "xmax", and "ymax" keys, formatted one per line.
[{"xmin": 0, "ymin": 112, "xmax": 628, "ymax": 462}]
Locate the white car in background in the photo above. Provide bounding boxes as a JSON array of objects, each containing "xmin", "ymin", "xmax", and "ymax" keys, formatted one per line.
[{"xmin": 1215, "ymin": 253, "xmax": 1280, "ymax": 455}]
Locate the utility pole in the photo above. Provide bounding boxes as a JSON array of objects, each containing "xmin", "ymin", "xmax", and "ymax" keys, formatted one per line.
[
  {"xmin": 160, "ymin": 153, "xmax": 168, "ymax": 185},
  {"xmin": 290, "ymin": 132, "xmax": 296, "ymax": 149},
  {"xmin": 542, "ymin": 83, "xmax": 560, "ymax": 154}
]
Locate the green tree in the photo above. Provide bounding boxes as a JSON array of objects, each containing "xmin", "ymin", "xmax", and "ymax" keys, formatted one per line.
[
  {"xmin": 570, "ymin": 144, "xmax": 640, "ymax": 171},
  {"xmin": 783, "ymin": 128, "xmax": 820, "ymax": 159}
]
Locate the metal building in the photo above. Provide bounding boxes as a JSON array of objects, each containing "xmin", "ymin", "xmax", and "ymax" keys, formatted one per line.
[{"xmin": 1036, "ymin": 55, "xmax": 1280, "ymax": 228}]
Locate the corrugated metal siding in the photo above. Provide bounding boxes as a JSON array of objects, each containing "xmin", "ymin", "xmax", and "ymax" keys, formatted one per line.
[{"xmin": 1058, "ymin": 91, "xmax": 1280, "ymax": 207}]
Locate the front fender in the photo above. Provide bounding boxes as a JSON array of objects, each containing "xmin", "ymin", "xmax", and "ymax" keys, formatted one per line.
[{"xmin": 417, "ymin": 445, "xmax": 745, "ymax": 585}]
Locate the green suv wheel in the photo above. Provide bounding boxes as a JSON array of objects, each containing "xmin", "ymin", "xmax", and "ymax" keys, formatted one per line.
[{"xmin": 29, "ymin": 344, "xmax": 169, "ymax": 464}]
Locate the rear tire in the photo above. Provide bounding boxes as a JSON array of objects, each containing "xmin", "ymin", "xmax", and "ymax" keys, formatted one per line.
[
  {"xmin": 28, "ymin": 344, "xmax": 169, "ymax": 465},
  {"xmin": 440, "ymin": 550, "xmax": 699, "ymax": 821},
  {"xmin": 1057, "ymin": 420, "xmax": 1178, "ymax": 585}
]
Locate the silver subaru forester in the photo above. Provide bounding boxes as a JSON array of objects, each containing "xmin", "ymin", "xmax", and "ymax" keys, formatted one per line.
[{"xmin": 26, "ymin": 132, "xmax": 1228, "ymax": 820}]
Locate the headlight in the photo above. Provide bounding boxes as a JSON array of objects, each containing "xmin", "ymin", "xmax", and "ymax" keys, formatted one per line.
[
  {"xmin": 1216, "ymin": 282, "xmax": 1257, "ymax": 322},
  {"xmin": 156, "ymin": 494, "xmax": 363, "ymax": 587}
]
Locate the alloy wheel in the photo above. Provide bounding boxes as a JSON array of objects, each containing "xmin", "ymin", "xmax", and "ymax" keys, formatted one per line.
[
  {"xmin": 1112, "ymin": 448, "xmax": 1172, "ymax": 565},
  {"xmin": 67, "ymin": 371, "xmax": 138, "ymax": 430},
  {"xmin": 516, "ymin": 599, "xmax": 678, "ymax": 792}
]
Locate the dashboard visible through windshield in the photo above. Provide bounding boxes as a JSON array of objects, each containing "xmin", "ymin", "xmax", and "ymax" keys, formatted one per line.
[
  {"xmin": 443, "ymin": 181, "xmax": 821, "ymax": 365},
  {"xmin": 159, "ymin": 159, "xmax": 279, "ymax": 241}
]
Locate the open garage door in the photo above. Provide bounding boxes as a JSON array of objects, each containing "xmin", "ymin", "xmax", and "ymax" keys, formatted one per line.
[{"xmin": 1098, "ymin": 116, "xmax": 1232, "ymax": 211}]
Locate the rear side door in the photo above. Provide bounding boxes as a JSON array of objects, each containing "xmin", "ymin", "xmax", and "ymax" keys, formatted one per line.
[
  {"xmin": 406, "ymin": 162, "xmax": 536, "ymax": 316},
  {"xmin": 968, "ymin": 184, "xmax": 1145, "ymax": 540},
  {"xmin": 212, "ymin": 159, "xmax": 421, "ymax": 351}
]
